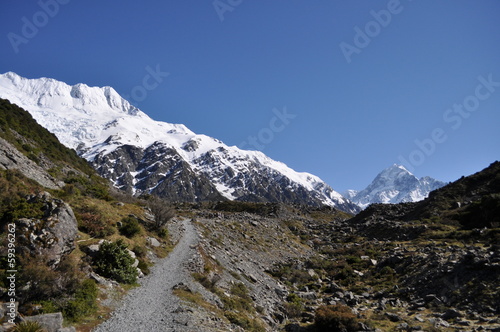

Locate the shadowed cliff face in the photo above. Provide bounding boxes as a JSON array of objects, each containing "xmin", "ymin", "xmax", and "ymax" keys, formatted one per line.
[{"xmin": 91, "ymin": 142, "xmax": 361, "ymax": 213}]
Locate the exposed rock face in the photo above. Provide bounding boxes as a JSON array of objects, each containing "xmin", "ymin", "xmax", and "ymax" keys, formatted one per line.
[
  {"xmin": 92, "ymin": 143, "xmax": 224, "ymax": 201},
  {"xmin": 0, "ymin": 137, "xmax": 63, "ymax": 189},
  {"xmin": 16, "ymin": 192, "xmax": 78, "ymax": 267},
  {"xmin": 92, "ymin": 142, "xmax": 361, "ymax": 213}
]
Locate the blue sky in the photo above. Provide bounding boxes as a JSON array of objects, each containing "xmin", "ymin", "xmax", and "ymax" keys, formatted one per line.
[{"xmin": 1, "ymin": 1, "xmax": 499, "ymax": 192}]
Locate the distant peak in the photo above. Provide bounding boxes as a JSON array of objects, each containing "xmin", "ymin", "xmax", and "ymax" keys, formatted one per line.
[
  {"xmin": 390, "ymin": 163, "xmax": 409, "ymax": 171},
  {"xmin": 381, "ymin": 163, "xmax": 413, "ymax": 176}
]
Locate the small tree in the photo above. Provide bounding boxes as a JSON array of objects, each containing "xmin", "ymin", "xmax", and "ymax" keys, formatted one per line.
[
  {"xmin": 119, "ymin": 216, "xmax": 142, "ymax": 238},
  {"xmin": 147, "ymin": 197, "xmax": 175, "ymax": 230},
  {"xmin": 93, "ymin": 240, "xmax": 138, "ymax": 284}
]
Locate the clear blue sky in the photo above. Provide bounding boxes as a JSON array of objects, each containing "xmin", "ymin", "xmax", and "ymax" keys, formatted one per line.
[{"xmin": 1, "ymin": 1, "xmax": 499, "ymax": 192}]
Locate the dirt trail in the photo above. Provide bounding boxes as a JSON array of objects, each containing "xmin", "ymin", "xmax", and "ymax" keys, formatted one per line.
[{"xmin": 92, "ymin": 218, "xmax": 198, "ymax": 332}]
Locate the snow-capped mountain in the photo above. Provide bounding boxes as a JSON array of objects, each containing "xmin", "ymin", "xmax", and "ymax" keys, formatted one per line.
[
  {"xmin": 0, "ymin": 72, "xmax": 359, "ymax": 213},
  {"xmin": 344, "ymin": 164, "xmax": 445, "ymax": 209}
]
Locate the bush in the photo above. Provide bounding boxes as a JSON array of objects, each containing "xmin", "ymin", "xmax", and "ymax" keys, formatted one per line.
[
  {"xmin": 314, "ymin": 305, "xmax": 359, "ymax": 332},
  {"xmin": 157, "ymin": 228, "xmax": 169, "ymax": 239},
  {"xmin": 18, "ymin": 256, "xmax": 60, "ymax": 302},
  {"xmin": 18, "ymin": 255, "xmax": 85, "ymax": 305},
  {"xmin": 284, "ymin": 292, "xmax": 304, "ymax": 318},
  {"xmin": 93, "ymin": 240, "xmax": 138, "ymax": 284},
  {"xmin": 137, "ymin": 259, "xmax": 151, "ymax": 275},
  {"xmin": 64, "ymin": 279, "xmax": 98, "ymax": 322},
  {"xmin": 77, "ymin": 208, "xmax": 115, "ymax": 238},
  {"xmin": 13, "ymin": 321, "xmax": 47, "ymax": 332},
  {"xmin": 147, "ymin": 197, "xmax": 175, "ymax": 230},
  {"xmin": 119, "ymin": 217, "xmax": 142, "ymax": 238}
]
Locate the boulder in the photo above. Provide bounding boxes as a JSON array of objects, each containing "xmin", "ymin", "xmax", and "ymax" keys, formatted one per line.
[
  {"xmin": 16, "ymin": 192, "xmax": 78, "ymax": 267},
  {"xmin": 24, "ymin": 312, "xmax": 63, "ymax": 332},
  {"xmin": 147, "ymin": 236, "xmax": 161, "ymax": 247}
]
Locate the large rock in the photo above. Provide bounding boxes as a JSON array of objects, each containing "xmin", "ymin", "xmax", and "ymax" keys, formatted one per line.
[
  {"xmin": 16, "ymin": 192, "xmax": 78, "ymax": 267},
  {"xmin": 24, "ymin": 312, "xmax": 63, "ymax": 332},
  {"xmin": 0, "ymin": 137, "xmax": 63, "ymax": 189}
]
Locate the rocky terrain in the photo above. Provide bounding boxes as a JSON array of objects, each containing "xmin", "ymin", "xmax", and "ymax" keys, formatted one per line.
[{"xmin": 156, "ymin": 163, "xmax": 500, "ymax": 331}]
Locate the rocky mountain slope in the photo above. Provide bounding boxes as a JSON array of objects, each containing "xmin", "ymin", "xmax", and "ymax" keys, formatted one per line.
[
  {"xmin": 0, "ymin": 72, "xmax": 359, "ymax": 214},
  {"xmin": 170, "ymin": 159, "xmax": 499, "ymax": 331},
  {"xmin": 344, "ymin": 164, "xmax": 445, "ymax": 209}
]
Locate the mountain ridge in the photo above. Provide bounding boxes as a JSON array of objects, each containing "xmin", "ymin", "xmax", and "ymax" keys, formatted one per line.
[{"xmin": 0, "ymin": 72, "xmax": 359, "ymax": 213}]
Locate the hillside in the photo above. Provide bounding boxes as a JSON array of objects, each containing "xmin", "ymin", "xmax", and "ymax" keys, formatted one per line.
[{"xmin": 149, "ymin": 160, "xmax": 499, "ymax": 331}]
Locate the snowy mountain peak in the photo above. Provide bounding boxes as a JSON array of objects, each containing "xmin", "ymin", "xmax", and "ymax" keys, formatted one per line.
[
  {"xmin": 347, "ymin": 164, "xmax": 445, "ymax": 209},
  {"xmin": 0, "ymin": 72, "xmax": 359, "ymax": 213}
]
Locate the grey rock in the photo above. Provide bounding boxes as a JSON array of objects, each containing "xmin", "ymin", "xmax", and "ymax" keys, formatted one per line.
[
  {"xmin": 397, "ymin": 322, "xmax": 409, "ymax": 330},
  {"xmin": 86, "ymin": 244, "xmax": 101, "ymax": 256},
  {"xmin": 0, "ymin": 302, "xmax": 18, "ymax": 321},
  {"xmin": 298, "ymin": 291, "xmax": 317, "ymax": 300},
  {"xmin": 147, "ymin": 236, "xmax": 161, "ymax": 247},
  {"xmin": 16, "ymin": 192, "xmax": 78, "ymax": 267},
  {"xmin": 90, "ymin": 272, "xmax": 118, "ymax": 288},
  {"xmin": 24, "ymin": 312, "xmax": 63, "ymax": 332},
  {"xmin": 0, "ymin": 137, "xmax": 63, "ymax": 189}
]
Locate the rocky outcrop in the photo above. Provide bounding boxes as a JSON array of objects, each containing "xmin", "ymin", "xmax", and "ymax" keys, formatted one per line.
[
  {"xmin": 16, "ymin": 192, "xmax": 78, "ymax": 267},
  {"xmin": 0, "ymin": 137, "xmax": 63, "ymax": 189},
  {"xmin": 91, "ymin": 142, "xmax": 360, "ymax": 213},
  {"xmin": 93, "ymin": 143, "xmax": 225, "ymax": 202}
]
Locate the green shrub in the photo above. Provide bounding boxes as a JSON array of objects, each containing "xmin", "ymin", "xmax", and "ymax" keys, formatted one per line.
[
  {"xmin": 38, "ymin": 300, "xmax": 59, "ymax": 314},
  {"xmin": 93, "ymin": 240, "xmax": 138, "ymax": 284},
  {"xmin": 64, "ymin": 279, "xmax": 98, "ymax": 322},
  {"xmin": 1, "ymin": 197, "xmax": 45, "ymax": 223},
  {"xmin": 13, "ymin": 321, "xmax": 47, "ymax": 332},
  {"xmin": 119, "ymin": 217, "xmax": 142, "ymax": 238},
  {"xmin": 284, "ymin": 292, "xmax": 304, "ymax": 318},
  {"xmin": 18, "ymin": 256, "xmax": 60, "ymax": 302},
  {"xmin": 230, "ymin": 282, "xmax": 251, "ymax": 300},
  {"xmin": 137, "ymin": 259, "xmax": 151, "ymax": 275},
  {"xmin": 314, "ymin": 305, "xmax": 359, "ymax": 332},
  {"xmin": 64, "ymin": 175, "xmax": 112, "ymax": 201},
  {"xmin": 132, "ymin": 245, "xmax": 147, "ymax": 258},
  {"xmin": 157, "ymin": 228, "xmax": 169, "ymax": 239}
]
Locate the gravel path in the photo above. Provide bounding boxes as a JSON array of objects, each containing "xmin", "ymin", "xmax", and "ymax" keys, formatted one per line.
[{"xmin": 92, "ymin": 218, "xmax": 199, "ymax": 332}]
